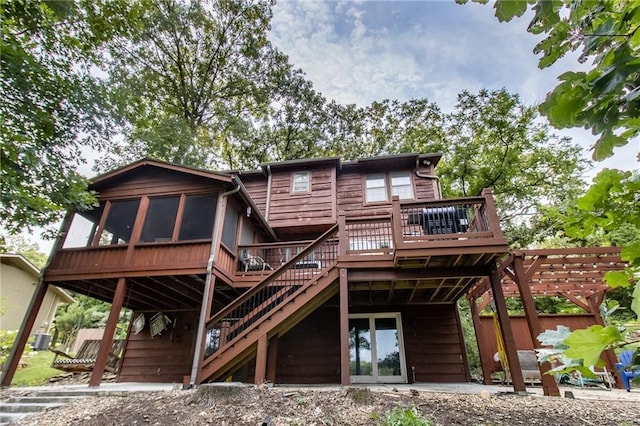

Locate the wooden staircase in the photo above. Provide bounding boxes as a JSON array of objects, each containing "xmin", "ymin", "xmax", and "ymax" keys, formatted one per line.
[{"xmin": 197, "ymin": 226, "xmax": 339, "ymax": 383}]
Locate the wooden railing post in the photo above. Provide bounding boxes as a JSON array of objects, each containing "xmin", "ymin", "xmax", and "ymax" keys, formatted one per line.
[
  {"xmin": 338, "ymin": 211, "xmax": 347, "ymax": 257},
  {"xmin": 481, "ymin": 188, "xmax": 505, "ymax": 240},
  {"xmin": 391, "ymin": 196, "xmax": 403, "ymax": 249}
]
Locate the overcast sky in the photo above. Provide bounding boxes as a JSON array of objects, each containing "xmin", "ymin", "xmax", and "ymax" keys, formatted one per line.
[{"xmin": 268, "ymin": 0, "xmax": 639, "ymax": 173}]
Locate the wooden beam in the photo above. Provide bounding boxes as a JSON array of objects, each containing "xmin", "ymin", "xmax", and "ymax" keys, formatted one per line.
[
  {"xmin": 254, "ymin": 334, "xmax": 268, "ymax": 385},
  {"xmin": 348, "ymin": 266, "xmax": 489, "ymax": 282},
  {"xmin": 266, "ymin": 337, "xmax": 278, "ymax": 383},
  {"xmin": 1, "ymin": 281, "xmax": 49, "ymax": 387},
  {"xmin": 489, "ymin": 264, "xmax": 526, "ymax": 394},
  {"xmin": 90, "ymin": 277, "xmax": 127, "ymax": 387},
  {"xmin": 558, "ymin": 292, "xmax": 591, "ymax": 312},
  {"xmin": 512, "ymin": 256, "xmax": 560, "ymax": 397},
  {"xmin": 525, "ymin": 255, "xmax": 547, "ymax": 278},
  {"xmin": 339, "ymin": 268, "xmax": 350, "ymax": 385}
]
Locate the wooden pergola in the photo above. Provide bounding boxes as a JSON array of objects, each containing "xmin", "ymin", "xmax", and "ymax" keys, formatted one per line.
[{"xmin": 467, "ymin": 247, "xmax": 628, "ymax": 396}]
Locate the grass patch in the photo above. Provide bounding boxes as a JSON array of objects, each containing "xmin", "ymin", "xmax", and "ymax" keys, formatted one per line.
[
  {"xmin": 12, "ymin": 350, "xmax": 61, "ymax": 386},
  {"xmin": 374, "ymin": 405, "xmax": 432, "ymax": 426}
]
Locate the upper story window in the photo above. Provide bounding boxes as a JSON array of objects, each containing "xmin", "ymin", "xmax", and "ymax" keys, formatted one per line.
[
  {"xmin": 365, "ymin": 171, "xmax": 414, "ymax": 203},
  {"xmin": 390, "ymin": 172, "xmax": 414, "ymax": 199},
  {"xmin": 292, "ymin": 171, "xmax": 310, "ymax": 193},
  {"xmin": 365, "ymin": 173, "xmax": 388, "ymax": 203},
  {"xmin": 140, "ymin": 197, "xmax": 180, "ymax": 243}
]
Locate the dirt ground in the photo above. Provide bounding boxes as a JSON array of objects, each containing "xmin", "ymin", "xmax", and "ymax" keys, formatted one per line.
[{"xmin": 7, "ymin": 384, "xmax": 640, "ymax": 426}]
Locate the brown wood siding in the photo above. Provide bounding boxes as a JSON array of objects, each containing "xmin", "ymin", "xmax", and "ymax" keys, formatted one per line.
[
  {"xmin": 268, "ymin": 167, "xmax": 335, "ymax": 228},
  {"xmin": 336, "ymin": 167, "xmax": 437, "ymax": 216},
  {"xmin": 241, "ymin": 176, "xmax": 268, "ymax": 215},
  {"xmin": 95, "ymin": 168, "xmax": 224, "ymax": 200},
  {"xmin": 271, "ymin": 302, "xmax": 466, "ymax": 384},
  {"xmin": 275, "ymin": 305, "xmax": 341, "ymax": 384},
  {"xmin": 351, "ymin": 304, "xmax": 467, "ymax": 383},
  {"xmin": 118, "ymin": 310, "xmax": 199, "ymax": 383}
]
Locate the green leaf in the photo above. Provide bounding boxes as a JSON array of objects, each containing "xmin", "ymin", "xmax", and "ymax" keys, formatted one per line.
[
  {"xmin": 593, "ymin": 132, "xmax": 626, "ymax": 160},
  {"xmin": 494, "ymin": 0, "xmax": 528, "ymax": 22},
  {"xmin": 537, "ymin": 326, "xmax": 571, "ymax": 348},
  {"xmin": 632, "ymin": 282, "xmax": 640, "ymax": 319},
  {"xmin": 604, "ymin": 270, "xmax": 631, "ymax": 288},
  {"xmin": 564, "ymin": 325, "xmax": 622, "ymax": 366}
]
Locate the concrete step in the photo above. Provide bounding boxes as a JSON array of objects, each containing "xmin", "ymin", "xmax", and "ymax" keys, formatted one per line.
[
  {"xmin": 6, "ymin": 395, "xmax": 85, "ymax": 404},
  {"xmin": 1, "ymin": 412, "xmax": 31, "ymax": 425},
  {"xmin": 0, "ymin": 402, "xmax": 64, "ymax": 413}
]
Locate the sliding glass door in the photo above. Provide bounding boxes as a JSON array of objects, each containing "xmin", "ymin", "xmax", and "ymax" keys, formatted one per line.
[{"xmin": 349, "ymin": 313, "xmax": 407, "ymax": 383}]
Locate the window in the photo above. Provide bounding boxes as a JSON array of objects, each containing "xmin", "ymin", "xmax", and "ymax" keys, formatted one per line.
[
  {"xmin": 390, "ymin": 172, "xmax": 413, "ymax": 199},
  {"xmin": 179, "ymin": 194, "xmax": 218, "ymax": 240},
  {"xmin": 292, "ymin": 171, "xmax": 310, "ymax": 193},
  {"xmin": 98, "ymin": 199, "xmax": 140, "ymax": 245},
  {"xmin": 140, "ymin": 197, "xmax": 180, "ymax": 242},
  {"xmin": 221, "ymin": 204, "xmax": 239, "ymax": 249},
  {"xmin": 62, "ymin": 204, "xmax": 105, "ymax": 248},
  {"xmin": 365, "ymin": 172, "xmax": 414, "ymax": 203},
  {"xmin": 365, "ymin": 174, "xmax": 388, "ymax": 203}
]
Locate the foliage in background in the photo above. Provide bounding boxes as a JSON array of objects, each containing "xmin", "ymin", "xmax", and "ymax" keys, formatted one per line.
[
  {"xmin": 53, "ymin": 294, "xmax": 131, "ymax": 349},
  {"xmin": 0, "ymin": 234, "xmax": 48, "ymax": 268},
  {"xmin": 466, "ymin": 0, "xmax": 640, "ymax": 374},
  {"xmin": 0, "ymin": 330, "xmax": 32, "ymax": 369},
  {"xmin": 0, "ymin": 0, "xmax": 116, "ymax": 236},
  {"xmin": 460, "ymin": 0, "xmax": 640, "ymax": 162},
  {"xmin": 457, "ymin": 299, "xmax": 481, "ymax": 379}
]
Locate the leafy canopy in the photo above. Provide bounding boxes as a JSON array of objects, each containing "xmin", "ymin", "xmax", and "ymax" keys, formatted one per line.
[{"xmin": 458, "ymin": 0, "xmax": 640, "ymax": 161}]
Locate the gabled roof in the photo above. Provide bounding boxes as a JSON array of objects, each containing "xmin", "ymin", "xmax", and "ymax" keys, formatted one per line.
[{"xmin": 90, "ymin": 158, "xmax": 233, "ymax": 188}]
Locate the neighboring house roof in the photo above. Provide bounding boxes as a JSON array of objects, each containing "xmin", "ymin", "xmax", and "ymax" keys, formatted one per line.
[{"xmin": 0, "ymin": 253, "xmax": 75, "ymax": 304}]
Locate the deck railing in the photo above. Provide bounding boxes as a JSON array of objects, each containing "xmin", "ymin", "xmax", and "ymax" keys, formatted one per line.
[
  {"xmin": 343, "ymin": 214, "xmax": 394, "ymax": 256},
  {"xmin": 392, "ymin": 189, "xmax": 504, "ymax": 246},
  {"xmin": 203, "ymin": 226, "xmax": 339, "ymax": 358},
  {"xmin": 235, "ymin": 241, "xmax": 314, "ymax": 273}
]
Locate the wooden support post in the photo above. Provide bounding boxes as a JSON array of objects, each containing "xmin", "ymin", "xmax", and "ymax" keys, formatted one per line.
[
  {"xmin": 254, "ymin": 334, "xmax": 268, "ymax": 385},
  {"xmin": 266, "ymin": 337, "xmax": 278, "ymax": 383},
  {"xmin": 338, "ymin": 211, "xmax": 347, "ymax": 257},
  {"xmin": 512, "ymin": 256, "xmax": 560, "ymax": 397},
  {"xmin": 489, "ymin": 264, "xmax": 526, "ymax": 394},
  {"xmin": 1, "ymin": 280, "xmax": 49, "ymax": 387},
  {"xmin": 468, "ymin": 296, "xmax": 493, "ymax": 385},
  {"xmin": 455, "ymin": 302, "xmax": 472, "ymax": 382},
  {"xmin": 89, "ymin": 278, "xmax": 127, "ymax": 387},
  {"xmin": 339, "ymin": 268, "xmax": 350, "ymax": 385},
  {"xmin": 588, "ymin": 294, "xmax": 625, "ymax": 389},
  {"xmin": 481, "ymin": 189, "xmax": 505, "ymax": 240},
  {"xmin": 391, "ymin": 196, "xmax": 403, "ymax": 249}
]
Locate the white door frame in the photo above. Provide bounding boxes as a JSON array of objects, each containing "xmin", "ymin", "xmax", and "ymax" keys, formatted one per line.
[{"xmin": 349, "ymin": 312, "xmax": 407, "ymax": 384}]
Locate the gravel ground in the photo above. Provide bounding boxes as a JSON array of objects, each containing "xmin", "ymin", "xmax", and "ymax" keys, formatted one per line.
[{"xmin": 6, "ymin": 385, "xmax": 640, "ymax": 426}]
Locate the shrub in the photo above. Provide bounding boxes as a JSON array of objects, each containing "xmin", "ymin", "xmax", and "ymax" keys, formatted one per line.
[{"xmin": 376, "ymin": 405, "xmax": 432, "ymax": 426}]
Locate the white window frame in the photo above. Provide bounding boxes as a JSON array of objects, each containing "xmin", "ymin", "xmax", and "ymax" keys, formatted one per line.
[
  {"xmin": 349, "ymin": 312, "xmax": 407, "ymax": 384},
  {"xmin": 365, "ymin": 173, "xmax": 388, "ymax": 203},
  {"xmin": 390, "ymin": 171, "xmax": 414, "ymax": 200},
  {"xmin": 365, "ymin": 171, "xmax": 414, "ymax": 204},
  {"xmin": 292, "ymin": 171, "xmax": 310, "ymax": 193}
]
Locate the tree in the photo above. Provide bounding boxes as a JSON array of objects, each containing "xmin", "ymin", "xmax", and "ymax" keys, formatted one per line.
[
  {"xmin": 463, "ymin": 0, "xmax": 640, "ymax": 381},
  {"xmin": 98, "ymin": 0, "xmax": 286, "ymax": 171},
  {"xmin": 0, "ymin": 0, "xmax": 118, "ymax": 235},
  {"xmin": 0, "ymin": 234, "xmax": 48, "ymax": 269},
  {"xmin": 404, "ymin": 89, "xmax": 588, "ymax": 246},
  {"xmin": 459, "ymin": 0, "xmax": 640, "ymax": 161}
]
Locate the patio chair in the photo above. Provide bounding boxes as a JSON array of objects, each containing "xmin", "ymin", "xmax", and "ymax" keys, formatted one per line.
[
  {"xmin": 575, "ymin": 365, "xmax": 614, "ymax": 389},
  {"xmin": 240, "ymin": 250, "xmax": 272, "ymax": 271},
  {"xmin": 616, "ymin": 350, "xmax": 640, "ymax": 392},
  {"xmin": 50, "ymin": 339, "xmax": 125, "ymax": 373}
]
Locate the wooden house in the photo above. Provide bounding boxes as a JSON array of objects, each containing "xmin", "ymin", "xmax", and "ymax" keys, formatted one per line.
[{"xmin": 3, "ymin": 153, "xmax": 526, "ymax": 389}]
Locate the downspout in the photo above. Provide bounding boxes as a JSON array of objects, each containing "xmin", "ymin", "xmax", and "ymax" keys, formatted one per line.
[
  {"xmin": 415, "ymin": 158, "xmax": 442, "ymax": 199},
  {"xmin": 265, "ymin": 164, "xmax": 272, "ymax": 222},
  {"xmin": 189, "ymin": 183, "xmax": 241, "ymax": 387}
]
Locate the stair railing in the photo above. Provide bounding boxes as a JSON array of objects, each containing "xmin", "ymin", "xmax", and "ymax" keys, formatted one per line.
[{"xmin": 203, "ymin": 225, "xmax": 339, "ymax": 358}]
